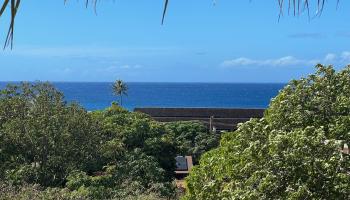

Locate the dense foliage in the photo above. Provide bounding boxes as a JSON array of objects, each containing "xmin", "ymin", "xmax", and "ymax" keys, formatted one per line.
[
  {"xmin": 0, "ymin": 83, "xmax": 102, "ymax": 187},
  {"xmin": 184, "ymin": 64, "xmax": 350, "ymax": 199},
  {"xmin": 0, "ymin": 182, "xmax": 170, "ymax": 200},
  {"xmin": 0, "ymin": 82, "xmax": 218, "ymax": 199},
  {"xmin": 164, "ymin": 121, "xmax": 220, "ymax": 164},
  {"xmin": 265, "ymin": 64, "xmax": 350, "ymax": 140},
  {"xmin": 2, "ymin": 65, "xmax": 349, "ymax": 199}
]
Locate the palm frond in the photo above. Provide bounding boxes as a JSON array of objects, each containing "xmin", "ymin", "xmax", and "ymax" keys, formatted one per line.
[
  {"xmin": 161, "ymin": 0, "xmax": 168, "ymax": 25},
  {"xmin": 1, "ymin": 0, "xmax": 20, "ymax": 49},
  {"xmin": 0, "ymin": 0, "xmax": 342, "ymax": 49}
]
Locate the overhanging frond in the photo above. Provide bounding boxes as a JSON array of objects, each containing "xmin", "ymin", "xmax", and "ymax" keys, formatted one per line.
[
  {"xmin": 0, "ymin": 0, "xmax": 342, "ymax": 49},
  {"xmin": 1, "ymin": 0, "xmax": 20, "ymax": 49}
]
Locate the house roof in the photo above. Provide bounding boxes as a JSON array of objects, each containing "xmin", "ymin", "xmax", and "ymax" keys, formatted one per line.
[{"xmin": 134, "ymin": 107, "xmax": 265, "ymax": 131}]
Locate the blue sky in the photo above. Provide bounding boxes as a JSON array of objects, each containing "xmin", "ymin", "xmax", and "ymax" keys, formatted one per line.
[{"xmin": 1, "ymin": 0, "xmax": 350, "ymax": 82}]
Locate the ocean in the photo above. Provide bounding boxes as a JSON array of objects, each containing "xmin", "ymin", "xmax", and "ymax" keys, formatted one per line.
[{"xmin": 0, "ymin": 82, "xmax": 285, "ymax": 111}]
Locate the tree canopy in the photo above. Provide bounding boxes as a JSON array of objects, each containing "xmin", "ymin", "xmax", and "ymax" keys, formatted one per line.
[
  {"xmin": 1, "ymin": 67, "xmax": 349, "ymax": 199},
  {"xmin": 184, "ymin": 64, "xmax": 350, "ymax": 199},
  {"xmin": 0, "ymin": 82, "xmax": 219, "ymax": 199},
  {"xmin": 164, "ymin": 121, "xmax": 220, "ymax": 164},
  {"xmin": 0, "ymin": 82, "xmax": 102, "ymax": 187}
]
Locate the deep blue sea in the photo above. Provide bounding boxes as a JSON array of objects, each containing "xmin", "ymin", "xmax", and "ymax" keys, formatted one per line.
[{"xmin": 0, "ymin": 82, "xmax": 286, "ymax": 111}]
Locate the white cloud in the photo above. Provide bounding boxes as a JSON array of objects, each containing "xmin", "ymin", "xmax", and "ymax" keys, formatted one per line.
[
  {"xmin": 102, "ymin": 64, "xmax": 143, "ymax": 72},
  {"xmin": 324, "ymin": 53, "xmax": 337, "ymax": 63},
  {"xmin": 221, "ymin": 52, "xmax": 350, "ymax": 68},
  {"xmin": 221, "ymin": 56, "xmax": 319, "ymax": 67},
  {"xmin": 264, "ymin": 56, "xmax": 306, "ymax": 66},
  {"xmin": 221, "ymin": 57, "xmax": 256, "ymax": 66}
]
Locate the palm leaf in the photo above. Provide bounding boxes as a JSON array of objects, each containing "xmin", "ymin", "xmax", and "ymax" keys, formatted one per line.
[
  {"xmin": 0, "ymin": 0, "xmax": 20, "ymax": 49},
  {"xmin": 0, "ymin": 0, "xmax": 9, "ymax": 16},
  {"xmin": 0, "ymin": 0, "xmax": 341, "ymax": 49},
  {"xmin": 161, "ymin": 0, "xmax": 168, "ymax": 25}
]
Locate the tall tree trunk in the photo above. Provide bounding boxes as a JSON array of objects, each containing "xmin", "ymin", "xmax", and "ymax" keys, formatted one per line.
[{"xmin": 120, "ymin": 95, "xmax": 123, "ymax": 106}]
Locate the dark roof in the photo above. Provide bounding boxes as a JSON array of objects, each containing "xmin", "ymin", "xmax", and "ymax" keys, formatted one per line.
[
  {"xmin": 134, "ymin": 107, "xmax": 265, "ymax": 131},
  {"xmin": 134, "ymin": 108, "xmax": 264, "ymax": 118}
]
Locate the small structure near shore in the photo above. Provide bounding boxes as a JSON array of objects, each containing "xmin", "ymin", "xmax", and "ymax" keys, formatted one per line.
[
  {"xmin": 175, "ymin": 156, "xmax": 193, "ymax": 175},
  {"xmin": 175, "ymin": 156, "xmax": 193, "ymax": 189},
  {"xmin": 134, "ymin": 107, "xmax": 265, "ymax": 131}
]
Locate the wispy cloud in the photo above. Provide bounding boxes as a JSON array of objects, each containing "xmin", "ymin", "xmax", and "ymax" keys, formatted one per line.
[
  {"xmin": 120, "ymin": 64, "xmax": 143, "ymax": 69},
  {"xmin": 324, "ymin": 53, "xmax": 337, "ymax": 63},
  {"xmin": 322, "ymin": 51, "xmax": 350, "ymax": 64},
  {"xmin": 221, "ymin": 56, "xmax": 319, "ymax": 67},
  {"xmin": 221, "ymin": 52, "xmax": 350, "ymax": 68},
  {"xmin": 104, "ymin": 64, "xmax": 143, "ymax": 71}
]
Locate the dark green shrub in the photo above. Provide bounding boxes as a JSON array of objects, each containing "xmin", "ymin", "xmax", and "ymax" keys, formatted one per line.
[{"xmin": 165, "ymin": 121, "xmax": 220, "ymax": 163}]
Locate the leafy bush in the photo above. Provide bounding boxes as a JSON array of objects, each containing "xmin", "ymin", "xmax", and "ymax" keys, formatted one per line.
[
  {"xmin": 0, "ymin": 82, "xmax": 102, "ymax": 186},
  {"xmin": 184, "ymin": 65, "xmax": 350, "ymax": 199},
  {"xmin": 92, "ymin": 104, "xmax": 177, "ymax": 181},
  {"xmin": 0, "ymin": 182, "xmax": 84, "ymax": 200},
  {"xmin": 0, "ymin": 182, "xmax": 172, "ymax": 200},
  {"xmin": 165, "ymin": 121, "xmax": 220, "ymax": 163}
]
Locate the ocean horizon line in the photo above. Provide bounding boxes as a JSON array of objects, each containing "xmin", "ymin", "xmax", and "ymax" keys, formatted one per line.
[
  {"xmin": 0, "ymin": 81, "xmax": 288, "ymax": 85},
  {"xmin": 1, "ymin": 80, "xmax": 284, "ymax": 111}
]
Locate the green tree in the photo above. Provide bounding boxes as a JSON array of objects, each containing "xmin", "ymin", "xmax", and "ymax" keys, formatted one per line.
[
  {"xmin": 164, "ymin": 121, "xmax": 220, "ymax": 164},
  {"xmin": 65, "ymin": 104, "xmax": 180, "ymax": 199},
  {"xmin": 65, "ymin": 150, "xmax": 176, "ymax": 199},
  {"xmin": 112, "ymin": 80, "xmax": 128, "ymax": 106},
  {"xmin": 0, "ymin": 84, "xmax": 180, "ymax": 198},
  {"xmin": 184, "ymin": 65, "xmax": 350, "ymax": 199},
  {"xmin": 265, "ymin": 64, "xmax": 350, "ymax": 141},
  {"xmin": 91, "ymin": 104, "xmax": 177, "ymax": 181},
  {"xmin": 0, "ymin": 82, "xmax": 103, "ymax": 186}
]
